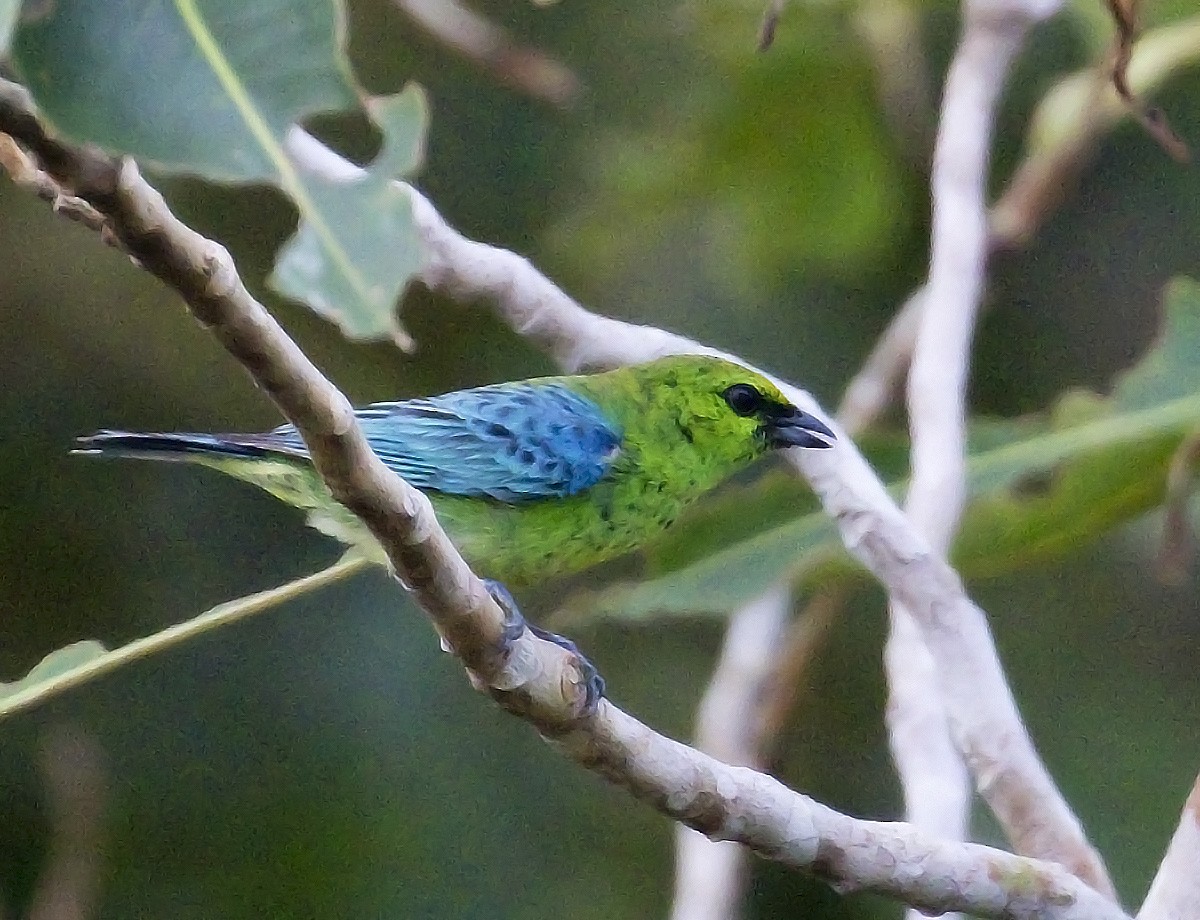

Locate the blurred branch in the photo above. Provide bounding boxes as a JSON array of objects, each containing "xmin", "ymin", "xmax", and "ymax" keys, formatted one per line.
[
  {"xmin": 392, "ymin": 0, "xmax": 579, "ymax": 108},
  {"xmin": 1103, "ymin": 0, "xmax": 1190, "ymax": 161},
  {"xmin": 1154, "ymin": 431, "xmax": 1200, "ymax": 584},
  {"xmin": 890, "ymin": 0, "xmax": 1063, "ymax": 907},
  {"xmin": 992, "ymin": 15, "xmax": 1200, "ymax": 246},
  {"xmin": 670, "ymin": 584, "xmax": 791, "ymax": 920},
  {"xmin": 757, "ymin": 0, "xmax": 786, "ymax": 51},
  {"xmin": 854, "ymin": 0, "xmax": 936, "ymax": 165},
  {"xmin": 841, "ymin": 16, "xmax": 1200, "ymax": 416},
  {"xmin": 838, "ymin": 286, "xmax": 926, "ymax": 434},
  {"xmin": 0, "ymin": 78, "xmax": 1135, "ymax": 920},
  {"xmin": 27, "ymin": 726, "xmax": 107, "ymax": 920},
  {"xmin": 1138, "ymin": 774, "xmax": 1200, "ymax": 920}
]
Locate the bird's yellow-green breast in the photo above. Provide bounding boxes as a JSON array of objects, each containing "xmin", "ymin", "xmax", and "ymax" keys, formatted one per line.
[{"xmin": 77, "ymin": 356, "xmax": 834, "ymax": 586}]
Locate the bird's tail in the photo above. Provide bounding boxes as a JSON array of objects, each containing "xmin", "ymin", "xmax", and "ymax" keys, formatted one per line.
[{"xmin": 74, "ymin": 430, "xmax": 288, "ymax": 462}]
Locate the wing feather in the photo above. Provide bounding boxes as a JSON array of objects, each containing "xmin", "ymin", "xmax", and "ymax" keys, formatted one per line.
[{"xmin": 260, "ymin": 382, "xmax": 622, "ymax": 503}]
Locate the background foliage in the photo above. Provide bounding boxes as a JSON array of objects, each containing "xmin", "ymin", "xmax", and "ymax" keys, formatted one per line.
[{"xmin": 1, "ymin": 0, "xmax": 1199, "ymax": 917}]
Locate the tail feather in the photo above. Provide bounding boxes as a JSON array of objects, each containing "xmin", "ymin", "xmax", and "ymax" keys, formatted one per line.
[{"xmin": 74, "ymin": 430, "xmax": 296, "ymax": 462}]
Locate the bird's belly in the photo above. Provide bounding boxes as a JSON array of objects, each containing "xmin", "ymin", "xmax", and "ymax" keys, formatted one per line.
[
  {"xmin": 429, "ymin": 488, "xmax": 682, "ymax": 586},
  {"xmin": 212, "ymin": 456, "xmax": 686, "ymax": 586}
]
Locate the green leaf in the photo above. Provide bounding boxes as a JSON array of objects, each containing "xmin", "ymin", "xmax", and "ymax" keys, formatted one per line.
[
  {"xmin": 11, "ymin": 0, "xmax": 429, "ymax": 343},
  {"xmin": 0, "ymin": 555, "xmax": 369, "ymax": 722},
  {"xmin": 270, "ymin": 87, "xmax": 429, "ymax": 346},
  {"xmin": 1, "ymin": 641, "xmax": 109, "ymax": 700},
  {"xmin": 573, "ymin": 278, "xmax": 1200, "ymax": 622},
  {"xmin": 0, "ymin": 0, "xmax": 19, "ymax": 57},
  {"xmin": 12, "ymin": 0, "xmax": 355, "ymax": 179},
  {"xmin": 551, "ymin": 5, "xmax": 909, "ymax": 292}
]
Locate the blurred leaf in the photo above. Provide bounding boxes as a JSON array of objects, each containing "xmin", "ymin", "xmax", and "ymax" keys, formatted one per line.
[
  {"xmin": 0, "ymin": 0, "xmax": 18, "ymax": 57},
  {"xmin": 571, "ymin": 277, "xmax": 1200, "ymax": 621},
  {"xmin": 1021, "ymin": 16, "xmax": 1200, "ymax": 161},
  {"xmin": 551, "ymin": 5, "xmax": 909, "ymax": 292},
  {"xmin": 11, "ymin": 0, "xmax": 428, "ymax": 343},
  {"xmin": 0, "ymin": 640, "xmax": 108, "ymax": 700},
  {"xmin": 270, "ymin": 87, "xmax": 429, "ymax": 346}
]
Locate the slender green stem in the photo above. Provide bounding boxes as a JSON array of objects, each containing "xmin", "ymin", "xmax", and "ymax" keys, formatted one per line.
[{"xmin": 1, "ymin": 553, "xmax": 373, "ymax": 721}]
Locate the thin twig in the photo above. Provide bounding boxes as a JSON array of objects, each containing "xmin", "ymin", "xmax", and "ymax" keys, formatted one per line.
[
  {"xmin": 1104, "ymin": 0, "xmax": 1190, "ymax": 161},
  {"xmin": 393, "ymin": 0, "xmax": 579, "ymax": 108},
  {"xmin": 0, "ymin": 555, "xmax": 371, "ymax": 720},
  {"xmin": 1, "ymin": 78, "xmax": 1131, "ymax": 919}
]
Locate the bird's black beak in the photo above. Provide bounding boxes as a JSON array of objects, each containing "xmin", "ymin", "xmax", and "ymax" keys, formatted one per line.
[{"xmin": 760, "ymin": 402, "xmax": 837, "ymax": 450}]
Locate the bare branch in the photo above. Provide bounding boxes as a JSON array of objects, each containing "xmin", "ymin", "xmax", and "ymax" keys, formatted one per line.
[
  {"xmin": 393, "ymin": 0, "xmax": 579, "ymax": 108},
  {"xmin": 297, "ymin": 125, "xmax": 1117, "ymax": 899},
  {"xmin": 670, "ymin": 585, "xmax": 791, "ymax": 920},
  {"xmin": 887, "ymin": 0, "xmax": 1061, "ymax": 907},
  {"xmin": 28, "ymin": 726, "xmax": 107, "ymax": 920},
  {"xmin": 379, "ymin": 144, "xmax": 1117, "ymax": 894},
  {"xmin": 1, "ymin": 78, "xmax": 1131, "ymax": 920},
  {"xmin": 0, "ymin": 80, "xmax": 592, "ymax": 734},
  {"xmin": 1104, "ymin": 0, "xmax": 1190, "ymax": 161},
  {"xmin": 1139, "ymin": 775, "xmax": 1200, "ymax": 920},
  {"xmin": 838, "ymin": 286, "xmax": 925, "ymax": 434}
]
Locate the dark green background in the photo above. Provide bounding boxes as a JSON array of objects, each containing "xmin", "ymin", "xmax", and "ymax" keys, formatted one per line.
[{"xmin": 2, "ymin": 0, "xmax": 1199, "ymax": 916}]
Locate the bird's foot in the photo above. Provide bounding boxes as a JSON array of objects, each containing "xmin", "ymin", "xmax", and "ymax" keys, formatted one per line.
[{"xmin": 483, "ymin": 579, "xmax": 606, "ymax": 709}]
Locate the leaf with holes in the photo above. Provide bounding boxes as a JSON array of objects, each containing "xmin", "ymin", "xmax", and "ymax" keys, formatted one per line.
[{"xmin": 11, "ymin": 0, "xmax": 428, "ymax": 344}]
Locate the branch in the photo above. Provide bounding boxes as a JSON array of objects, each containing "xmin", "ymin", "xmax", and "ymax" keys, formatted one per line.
[
  {"xmin": 0, "ymin": 80, "xmax": 590, "ymax": 734},
  {"xmin": 670, "ymin": 584, "xmax": 791, "ymax": 920},
  {"xmin": 304, "ymin": 115, "xmax": 1113, "ymax": 897},
  {"xmin": 27, "ymin": 726, "xmax": 107, "ymax": 920},
  {"xmin": 886, "ymin": 0, "xmax": 1059, "ymax": 906},
  {"xmin": 363, "ymin": 141, "xmax": 1117, "ymax": 895},
  {"xmin": 1138, "ymin": 774, "xmax": 1200, "ymax": 920},
  {"xmin": 392, "ymin": 0, "xmax": 579, "ymax": 108},
  {"xmin": 838, "ymin": 286, "xmax": 925, "ymax": 434},
  {"xmin": 1, "ymin": 78, "xmax": 1129, "ymax": 920}
]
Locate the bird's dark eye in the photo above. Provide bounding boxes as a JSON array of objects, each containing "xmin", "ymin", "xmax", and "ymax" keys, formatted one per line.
[{"xmin": 722, "ymin": 383, "xmax": 762, "ymax": 417}]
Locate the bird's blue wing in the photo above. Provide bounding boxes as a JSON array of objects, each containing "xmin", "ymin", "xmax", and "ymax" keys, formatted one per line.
[{"xmin": 266, "ymin": 382, "xmax": 623, "ymax": 503}]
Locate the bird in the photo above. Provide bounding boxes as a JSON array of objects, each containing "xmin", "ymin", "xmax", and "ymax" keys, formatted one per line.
[{"xmin": 77, "ymin": 355, "xmax": 835, "ymax": 699}]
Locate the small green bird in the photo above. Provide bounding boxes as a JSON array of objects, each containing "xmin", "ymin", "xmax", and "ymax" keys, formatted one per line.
[
  {"xmin": 77, "ymin": 355, "xmax": 834, "ymax": 584},
  {"xmin": 78, "ymin": 355, "xmax": 833, "ymax": 698}
]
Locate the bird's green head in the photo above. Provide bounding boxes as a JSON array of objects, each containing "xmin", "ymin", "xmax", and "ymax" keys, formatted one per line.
[{"xmin": 610, "ymin": 355, "xmax": 836, "ymax": 466}]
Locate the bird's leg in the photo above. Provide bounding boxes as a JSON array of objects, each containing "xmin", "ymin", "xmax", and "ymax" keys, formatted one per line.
[{"xmin": 483, "ymin": 579, "xmax": 606, "ymax": 708}]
